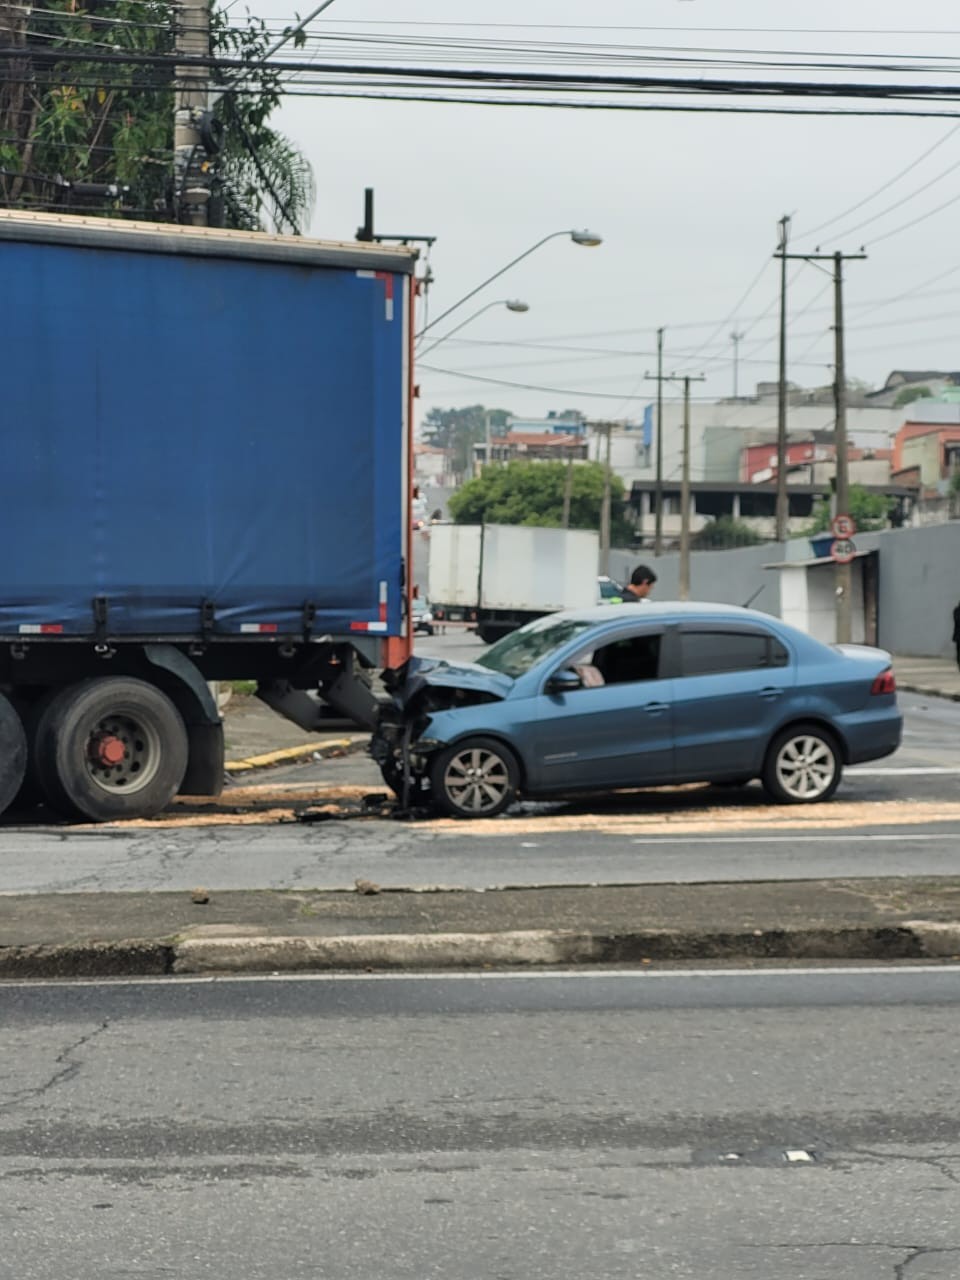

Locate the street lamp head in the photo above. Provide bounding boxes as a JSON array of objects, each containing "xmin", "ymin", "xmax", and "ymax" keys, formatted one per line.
[
  {"xmin": 570, "ymin": 229, "xmax": 603, "ymax": 247},
  {"xmin": 505, "ymin": 299, "xmax": 530, "ymax": 312}
]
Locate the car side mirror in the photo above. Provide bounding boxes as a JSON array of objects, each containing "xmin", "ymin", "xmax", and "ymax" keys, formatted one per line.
[{"xmin": 546, "ymin": 668, "xmax": 583, "ymax": 694}]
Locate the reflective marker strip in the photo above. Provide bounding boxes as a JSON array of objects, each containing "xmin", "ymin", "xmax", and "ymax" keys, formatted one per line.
[
  {"xmin": 19, "ymin": 624, "xmax": 64, "ymax": 634},
  {"xmin": 356, "ymin": 269, "xmax": 394, "ymax": 320},
  {"xmin": 350, "ymin": 621, "xmax": 388, "ymax": 633},
  {"xmin": 379, "ymin": 579, "xmax": 388, "ymax": 622},
  {"xmin": 240, "ymin": 623, "xmax": 278, "ymax": 633},
  {"xmin": 375, "ymin": 271, "xmax": 395, "ymax": 320}
]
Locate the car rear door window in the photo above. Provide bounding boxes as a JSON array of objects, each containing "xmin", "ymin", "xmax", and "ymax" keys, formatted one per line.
[{"xmin": 680, "ymin": 630, "xmax": 781, "ymax": 676}]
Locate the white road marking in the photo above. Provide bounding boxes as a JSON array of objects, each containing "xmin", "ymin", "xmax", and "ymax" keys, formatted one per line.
[
  {"xmin": 631, "ymin": 833, "xmax": 959, "ymax": 845},
  {"xmin": 848, "ymin": 766, "xmax": 960, "ymax": 775},
  {"xmin": 4, "ymin": 964, "xmax": 960, "ymax": 990}
]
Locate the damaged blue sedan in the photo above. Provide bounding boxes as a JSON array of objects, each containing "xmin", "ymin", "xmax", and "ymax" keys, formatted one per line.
[{"xmin": 372, "ymin": 603, "xmax": 902, "ymax": 819}]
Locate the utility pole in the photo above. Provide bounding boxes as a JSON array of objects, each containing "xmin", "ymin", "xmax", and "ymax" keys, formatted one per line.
[
  {"xmin": 678, "ymin": 374, "xmax": 705, "ymax": 601},
  {"xmin": 778, "ymin": 245, "xmax": 867, "ymax": 642},
  {"xmin": 730, "ymin": 328, "xmax": 745, "ymax": 399},
  {"xmin": 773, "ymin": 215, "xmax": 791, "ymax": 542},
  {"xmin": 561, "ymin": 449, "xmax": 574, "ymax": 528},
  {"xmin": 173, "ymin": 0, "xmax": 211, "ymax": 225},
  {"xmin": 589, "ymin": 421, "xmax": 621, "ymax": 576},
  {"xmin": 645, "ymin": 327, "xmax": 665, "ymax": 555},
  {"xmin": 833, "ymin": 249, "xmax": 858, "ymax": 645},
  {"xmin": 645, "ymin": 374, "xmax": 705, "ymax": 598}
]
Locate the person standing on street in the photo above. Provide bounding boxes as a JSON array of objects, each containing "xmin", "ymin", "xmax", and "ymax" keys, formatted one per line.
[
  {"xmin": 623, "ymin": 565, "xmax": 657, "ymax": 602},
  {"xmin": 953, "ymin": 599, "xmax": 960, "ymax": 671}
]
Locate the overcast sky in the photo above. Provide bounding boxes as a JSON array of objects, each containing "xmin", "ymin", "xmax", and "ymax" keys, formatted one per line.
[{"xmin": 250, "ymin": 1, "xmax": 960, "ymax": 424}]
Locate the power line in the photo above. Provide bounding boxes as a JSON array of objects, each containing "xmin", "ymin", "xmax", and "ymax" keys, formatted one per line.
[{"xmin": 796, "ymin": 121, "xmax": 960, "ymax": 240}]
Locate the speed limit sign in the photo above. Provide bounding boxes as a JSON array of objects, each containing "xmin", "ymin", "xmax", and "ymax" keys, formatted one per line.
[
  {"xmin": 830, "ymin": 537, "xmax": 857, "ymax": 564},
  {"xmin": 831, "ymin": 513, "xmax": 856, "ymax": 538}
]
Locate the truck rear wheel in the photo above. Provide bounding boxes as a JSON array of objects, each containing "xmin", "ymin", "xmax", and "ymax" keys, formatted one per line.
[
  {"xmin": 0, "ymin": 693, "xmax": 27, "ymax": 818},
  {"xmin": 35, "ymin": 678, "xmax": 188, "ymax": 822}
]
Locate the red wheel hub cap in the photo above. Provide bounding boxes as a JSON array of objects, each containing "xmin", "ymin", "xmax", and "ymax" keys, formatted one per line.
[{"xmin": 92, "ymin": 734, "xmax": 126, "ymax": 767}]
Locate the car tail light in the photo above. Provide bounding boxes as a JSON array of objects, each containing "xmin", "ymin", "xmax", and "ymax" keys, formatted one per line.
[{"xmin": 871, "ymin": 669, "xmax": 896, "ymax": 696}]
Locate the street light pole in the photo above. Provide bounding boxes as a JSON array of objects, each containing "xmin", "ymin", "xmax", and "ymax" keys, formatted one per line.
[
  {"xmin": 416, "ymin": 228, "xmax": 602, "ymax": 338},
  {"xmin": 416, "ymin": 299, "xmax": 529, "ymax": 358}
]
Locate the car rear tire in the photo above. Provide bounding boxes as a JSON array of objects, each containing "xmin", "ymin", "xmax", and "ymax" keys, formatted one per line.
[
  {"xmin": 429, "ymin": 736, "xmax": 519, "ymax": 819},
  {"xmin": 34, "ymin": 678, "xmax": 188, "ymax": 822},
  {"xmin": 761, "ymin": 724, "xmax": 841, "ymax": 804},
  {"xmin": 0, "ymin": 693, "xmax": 27, "ymax": 818}
]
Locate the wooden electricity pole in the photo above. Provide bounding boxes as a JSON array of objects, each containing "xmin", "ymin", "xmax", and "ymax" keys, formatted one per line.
[
  {"xmin": 645, "ymin": 328, "xmax": 666, "ymax": 555},
  {"xmin": 645, "ymin": 374, "xmax": 705, "ymax": 598},
  {"xmin": 773, "ymin": 215, "xmax": 790, "ymax": 541},
  {"xmin": 777, "ymin": 246, "xmax": 866, "ymax": 642}
]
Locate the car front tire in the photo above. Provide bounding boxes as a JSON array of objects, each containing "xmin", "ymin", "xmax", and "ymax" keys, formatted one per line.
[
  {"xmin": 429, "ymin": 736, "xmax": 519, "ymax": 819},
  {"xmin": 761, "ymin": 724, "xmax": 842, "ymax": 804}
]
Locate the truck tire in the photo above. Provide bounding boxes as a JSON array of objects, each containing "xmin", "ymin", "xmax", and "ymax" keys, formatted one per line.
[
  {"xmin": 34, "ymin": 678, "xmax": 189, "ymax": 822},
  {"xmin": 0, "ymin": 693, "xmax": 27, "ymax": 819}
]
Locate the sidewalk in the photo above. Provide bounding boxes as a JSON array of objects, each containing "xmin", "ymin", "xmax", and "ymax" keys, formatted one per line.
[
  {"xmin": 893, "ymin": 653, "xmax": 960, "ymax": 701},
  {"xmin": 3, "ymin": 878, "xmax": 960, "ymax": 978},
  {"xmin": 223, "ymin": 693, "xmax": 368, "ymax": 773}
]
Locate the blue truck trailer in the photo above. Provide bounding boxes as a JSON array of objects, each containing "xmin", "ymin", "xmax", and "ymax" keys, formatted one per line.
[{"xmin": 0, "ymin": 210, "xmax": 417, "ymax": 822}]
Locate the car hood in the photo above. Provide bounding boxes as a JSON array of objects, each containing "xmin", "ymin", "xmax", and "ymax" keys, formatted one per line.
[{"xmin": 389, "ymin": 656, "xmax": 514, "ymax": 708}]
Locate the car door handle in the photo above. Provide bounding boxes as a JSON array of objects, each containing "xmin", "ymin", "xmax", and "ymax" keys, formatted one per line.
[
  {"xmin": 759, "ymin": 687, "xmax": 783, "ymax": 700},
  {"xmin": 644, "ymin": 701, "xmax": 669, "ymax": 715}
]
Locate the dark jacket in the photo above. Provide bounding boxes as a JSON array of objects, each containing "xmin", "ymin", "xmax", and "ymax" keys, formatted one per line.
[{"xmin": 954, "ymin": 603, "xmax": 960, "ymax": 642}]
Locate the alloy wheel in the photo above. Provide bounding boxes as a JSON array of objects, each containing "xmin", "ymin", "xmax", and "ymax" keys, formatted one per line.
[
  {"xmin": 442, "ymin": 746, "xmax": 512, "ymax": 815},
  {"xmin": 774, "ymin": 733, "xmax": 837, "ymax": 800}
]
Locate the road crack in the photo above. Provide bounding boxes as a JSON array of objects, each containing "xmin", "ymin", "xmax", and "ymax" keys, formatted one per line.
[{"xmin": 0, "ymin": 1019, "xmax": 110, "ymax": 1114}]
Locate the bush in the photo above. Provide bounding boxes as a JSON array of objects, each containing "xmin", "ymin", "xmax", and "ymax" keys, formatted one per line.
[{"xmin": 691, "ymin": 516, "xmax": 765, "ymax": 550}]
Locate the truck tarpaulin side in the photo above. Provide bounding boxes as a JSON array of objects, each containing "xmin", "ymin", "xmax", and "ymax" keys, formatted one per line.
[{"xmin": 0, "ymin": 212, "xmax": 416, "ymax": 641}]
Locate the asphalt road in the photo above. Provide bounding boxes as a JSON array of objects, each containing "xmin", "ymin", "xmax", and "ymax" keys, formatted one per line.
[
  {"xmin": 3, "ymin": 967, "xmax": 960, "ymax": 1279},
  {"xmin": 0, "ymin": 675, "xmax": 956, "ymax": 892}
]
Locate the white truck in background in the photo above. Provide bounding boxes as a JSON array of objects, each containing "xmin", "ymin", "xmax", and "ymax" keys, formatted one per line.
[{"xmin": 427, "ymin": 524, "xmax": 601, "ymax": 643}]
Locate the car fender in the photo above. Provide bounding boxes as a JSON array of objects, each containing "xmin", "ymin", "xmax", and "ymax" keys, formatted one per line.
[{"xmin": 414, "ymin": 711, "xmax": 530, "ymax": 787}]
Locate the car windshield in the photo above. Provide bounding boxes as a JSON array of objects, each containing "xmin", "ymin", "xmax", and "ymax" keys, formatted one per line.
[{"xmin": 476, "ymin": 616, "xmax": 595, "ymax": 678}]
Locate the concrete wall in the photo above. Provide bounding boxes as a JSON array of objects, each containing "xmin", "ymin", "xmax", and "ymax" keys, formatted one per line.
[
  {"xmin": 609, "ymin": 541, "xmax": 784, "ymax": 619},
  {"xmin": 610, "ymin": 521, "xmax": 959, "ymax": 656},
  {"xmin": 855, "ymin": 524, "xmax": 959, "ymax": 657}
]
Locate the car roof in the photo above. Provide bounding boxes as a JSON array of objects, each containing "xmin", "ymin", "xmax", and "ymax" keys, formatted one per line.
[{"xmin": 556, "ymin": 601, "xmax": 778, "ymax": 625}]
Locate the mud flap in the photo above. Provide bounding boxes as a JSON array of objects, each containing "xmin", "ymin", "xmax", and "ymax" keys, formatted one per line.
[
  {"xmin": 180, "ymin": 722, "xmax": 225, "ymax": 797},
  {"xmin": 0, "ymin": 692, "xmax": 27, "ymax": 817}
]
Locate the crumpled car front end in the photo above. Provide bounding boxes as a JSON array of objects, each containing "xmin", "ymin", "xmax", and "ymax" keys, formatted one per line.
[{"xmin": 370, "ymin": 656, "xmax": 513, "ymax": 796}]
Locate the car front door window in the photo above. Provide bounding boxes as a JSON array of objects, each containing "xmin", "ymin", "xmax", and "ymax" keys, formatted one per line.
[{"xmin": 525, "ymin": 628, "xmax": 673, "ymax": 791}]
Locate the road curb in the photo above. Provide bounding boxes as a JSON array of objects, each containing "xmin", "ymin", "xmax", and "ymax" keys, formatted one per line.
[
  {"xmin": 224, "ymin": 736, "xmax": 368, "ymax": 774},
  {"xmin": 4, "ymin": 921, "xmax": 960, "ymax": 979},
  {"xmin": 899, "ymin": 682, "xmax": 960, "ymax": 703}
]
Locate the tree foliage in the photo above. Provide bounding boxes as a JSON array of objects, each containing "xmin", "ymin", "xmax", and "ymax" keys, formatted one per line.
[
  {"xmin": 893, "ymin": 385, "xmax": 934, "ymax": 408},
  {"xmin": 422, "ymin": 404, "xmax": 510, "ymax": 476},
  {"xmin": 448, "ymin": 460, "xmax": 632, "ymax": 543},
  {"xmin": 691, "ymin": 516, "xmax": 764, "ymax": 550},
  {"xmin": 0, "ymin": 0, "xmax": 314, "ymax": 231},
  {"xmin": 808, "ymin": 483, "xmax": 893, "ymax": 534}
]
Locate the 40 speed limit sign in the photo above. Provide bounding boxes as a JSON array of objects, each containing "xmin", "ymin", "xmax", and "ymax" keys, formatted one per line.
[{"xmin": 830, "ymin": 537, "xmax": 857, "ymax": 564}]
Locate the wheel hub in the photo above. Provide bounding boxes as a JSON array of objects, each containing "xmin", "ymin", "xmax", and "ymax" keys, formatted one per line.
[{"xmin": 90, "ymin": 733, "xmax": 127, "ymax": 767}]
